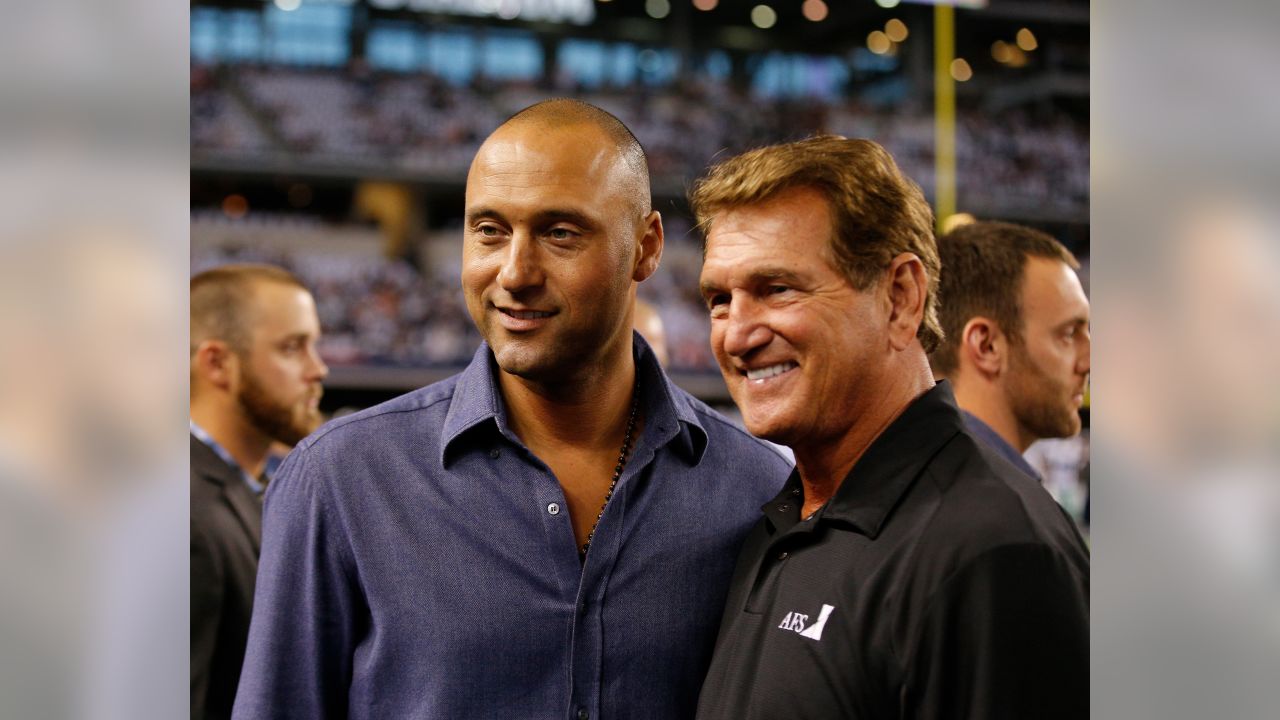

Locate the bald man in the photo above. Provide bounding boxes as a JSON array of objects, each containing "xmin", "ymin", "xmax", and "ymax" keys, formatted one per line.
[{"xmin": 232, "ymin": 100, "xmax": 790, "ymax": 720}]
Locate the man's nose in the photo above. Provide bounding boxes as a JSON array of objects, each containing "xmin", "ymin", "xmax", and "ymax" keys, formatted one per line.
[
  {"xmin": 308, "ymin": 344, "xmax": 329, "ymax": 382},
  {"xmin": 721, "ymin": 294, "xmax": 774, "ymax": 359},
  {"xmin": 1077, "ymin": 329, "xmax": 1091, "ymax": 376},
  {"xmin": 497, "ymin": 233, "xmax": 545, "ymax": 293}
]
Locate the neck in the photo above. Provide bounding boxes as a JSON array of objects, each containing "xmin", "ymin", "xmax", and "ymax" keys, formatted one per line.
[
  {"xmin": 499, "ymin": 337, "xmax": 638, "ymax": 451},
  {"xmin": 190, "ymin": 398, "xmax": 273, "ymax": 479},
  {"xmin": 951, "ymin": 374, "xmax": 1031, "ymax": 453},
  {"xmin": 793, "ymin": 352, "xmax": 934, "ymax": 517}
]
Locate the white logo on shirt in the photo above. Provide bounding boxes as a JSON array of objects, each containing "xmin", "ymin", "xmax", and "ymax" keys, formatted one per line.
[{"xmin": 777, "ymin": 603, "xmax": 836, "ymax": 641}]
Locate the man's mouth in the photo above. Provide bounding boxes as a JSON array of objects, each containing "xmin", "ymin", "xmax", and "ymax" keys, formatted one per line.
[
  {"xmin": 499, "ymin": 308, "xmax": 556, "ymax": 320},
  {"xmin": 495, "ymin": 305, "xmax": 558, "ymax": 331},
  {"xmin": 744, "ymin": 361, "xmax": 799, "ymax": 382}
]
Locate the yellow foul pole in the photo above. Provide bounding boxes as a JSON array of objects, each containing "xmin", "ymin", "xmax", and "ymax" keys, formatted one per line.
[{"xmin": 934, "ymin": 2, "xmax": 956, "ymax": 233}]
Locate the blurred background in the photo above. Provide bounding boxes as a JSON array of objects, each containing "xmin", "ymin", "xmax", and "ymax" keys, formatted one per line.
[{"xmin": 189, "ymin": 0, "xmax": 1091, "ymax": 522}]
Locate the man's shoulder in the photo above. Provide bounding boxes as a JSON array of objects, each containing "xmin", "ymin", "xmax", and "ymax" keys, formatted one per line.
[
  {"xmin": 296, "ymin": 373, "xmax": 463, "ymax": 455},
  {"xmin": 190, "ymin": 437, "xmax": 235, "ymax": 505},
  {"xmin": 915, "ymin": 430, "xmax": 1086, "ymax": 562}
]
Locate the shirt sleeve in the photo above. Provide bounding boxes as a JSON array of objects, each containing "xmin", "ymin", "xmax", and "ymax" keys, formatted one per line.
[
  {"xmin": 231, "ymin": 446, "xmax": 361, "ymax": 720},
  {"xmin": 900, "ymin": 542, "xmax": 1089, "ymax": 720}
]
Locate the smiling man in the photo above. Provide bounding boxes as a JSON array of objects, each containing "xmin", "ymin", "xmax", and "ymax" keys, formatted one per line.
[
  {"xmin": 929, "ymin": 221, "xmax": 1091, "ymax": 480},
  {"xmin": 690, "ymin": 136, "xmax": 1089, "ymax": 719},
  {"xmin": 231, "ymin": 100, "xmax": 790, "ymax": 720}
]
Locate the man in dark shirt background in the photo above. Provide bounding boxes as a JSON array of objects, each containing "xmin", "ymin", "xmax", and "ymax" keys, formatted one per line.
[
  {"xmin": 929, "ymin": 220, "xmax": 1091, "ymax": 482},
  {"xmin": 190, "ymin": 264, "xmax": 329, "ymax": 720},
  {"xmin": 691, "ymin": 135, "xmax": 1089, "ymax": 719},
  {"xmin": 232, "ymin": 100, "xmax": 789, "ymax": 720}
]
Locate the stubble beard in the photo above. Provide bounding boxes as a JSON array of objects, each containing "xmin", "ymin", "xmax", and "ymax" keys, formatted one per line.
[
  {"xmin": 238, "ymin": 368, "xmax": 321, "ymax": 447},
  {"xmin": 1008, "ymin": 344, "xmax": 1082, "ymax": 442}
]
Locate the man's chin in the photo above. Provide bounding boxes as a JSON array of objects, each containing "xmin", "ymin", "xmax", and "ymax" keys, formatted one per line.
[
  {"xmin": 741, "ymin": 411, "xmax": 798, "ymax": 446},
  {"xmin": 490, "ymin": 342, "xmax": 563, "ymax": 381}
]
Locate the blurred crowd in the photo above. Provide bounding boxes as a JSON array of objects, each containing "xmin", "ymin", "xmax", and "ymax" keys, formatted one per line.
[{"xmin": 191, "ymin": 62, "xmax": 1088, "ymax": 216}]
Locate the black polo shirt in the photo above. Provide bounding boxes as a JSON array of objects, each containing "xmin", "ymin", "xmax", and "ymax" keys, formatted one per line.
[{"xmin": 696, "ymin": 382, "xmax": 1089, "ymax": 720}]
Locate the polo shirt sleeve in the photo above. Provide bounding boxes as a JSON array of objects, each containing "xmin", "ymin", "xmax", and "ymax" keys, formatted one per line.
[
  {"xmin": 232, "ymin": 445, "xmax": 361, "ymax": 720},
  {"xmin": 900, "ymin": 542, "xmax": 1089, "ymax": 720}
]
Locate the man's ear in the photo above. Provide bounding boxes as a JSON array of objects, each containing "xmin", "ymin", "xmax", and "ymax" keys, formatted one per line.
[
  {"xmin": 633, "ymin": 210, "xmax": 664, "ymax": 283},
  {"xmin": 193, "ymin": 339, "xmax": 239, "ymax": 392},
  {"xmin": 960, "ymin": 317, "xmax": 1007, "ymax": 377},
  {"xmin": 886, "ymin": 252, "xmax": 927, "ymax": 352}
]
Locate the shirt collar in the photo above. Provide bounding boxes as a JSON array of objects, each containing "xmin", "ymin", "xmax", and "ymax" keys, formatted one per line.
[
  {"xmin": 440, "ymin": 332, "xmax": 707, "ymax": 467},
  {"xmin": 960, "ymin": 409, "xmax": 1042, "ymax": 481},
  {"xmin": 189, "ymin": 419, "xmax": 265, "ymax": 495},
  {"xmin": 764, "ymin": 381, "xmax": 963, "ymax": 539}
]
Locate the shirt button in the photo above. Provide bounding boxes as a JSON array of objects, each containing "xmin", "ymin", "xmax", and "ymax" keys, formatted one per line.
[
  {"xmin": 490, "ymin": 449, "xmax": 501, "ymax": 459},
  {"xmin": 577, "ymin": 709, "xmax": 589, "ymax": 720},
  {"xmin": 547, "ymin": 502, "xmax": 561, "ymax": 516},
  {"xmin": 777, "ymin": 551, "xmax": 789, "ymax": 561},
  {"xmin": 776, "ymin": 504, "xmax": 790, "ymax": 513},
  {"xmin": 791, "ymin": 488, "xmax": 801, "ymax": 496}
]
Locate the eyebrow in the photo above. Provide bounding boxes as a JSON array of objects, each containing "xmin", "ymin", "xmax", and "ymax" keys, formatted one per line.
[
  {"xmin": 700, "ymin": 267, "xmax": 805, "ymax": 296},
  {"xmin": 465, "ymin": 206, "xmax": 597, "ymax": 229},
  {"xmin": 274, "ymin": 332, "xmax": 313, "ymax": 346}
]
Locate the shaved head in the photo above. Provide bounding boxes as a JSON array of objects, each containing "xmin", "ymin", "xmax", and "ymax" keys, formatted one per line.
[{"xmin": 497, "ymin": 99, "xmax": 651, "ymax": 217}]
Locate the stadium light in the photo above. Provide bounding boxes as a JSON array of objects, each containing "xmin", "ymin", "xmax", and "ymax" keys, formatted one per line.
[
  {"xmin": 874, "ymin": 0, "xmax": 900, "ymax": 8},
  {"xmin": 751, "ymin": 4, "xmax": 777, "ymax": 29},
  {"xmin": 693, "ymin": 0, "xmax": 718, "ymax": 10},
  {"xmin": 867, "ymin": 30, "xmax": 891, "ymax": 55},
  {"xmin": 646, "ymin": 0, "xmax": 670, "ymax": 18},
  {"xmin": 1016, "ymin": 27, "xmax": 1038, "ymax": 51},
  {"xmin": 885, "ymin": 18, "xmax": 908, "ymax": 42},
  {"xmin": 273, "ymin": 0, "xmax": 302, "ymax": 10},
  {"xmin": 949, "ymin": 58, "xmax": 972, "ymax": 82},
  {"xmin": 802, "ymin": 0, "xmax": 828, "ymax": 22}
]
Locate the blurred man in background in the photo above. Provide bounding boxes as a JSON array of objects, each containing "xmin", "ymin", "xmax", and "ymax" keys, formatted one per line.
[
  {"xmin": 233, "ymin": 100, "xmax": 789, "ymax": 720},
  {"xmin": 928, "ymin": 221, "xmax": 1091, "ymax": 480},
  {"xmin": 634, "ymin": 298, "xmax": 670, "ymax": 367},
  {"xmin": 189, "ymin": 264, "xmax": 328, "ymax": 720},
  {"xmin": 691, "ymin": 136, "xmax": 1088, "ymax": 719}
]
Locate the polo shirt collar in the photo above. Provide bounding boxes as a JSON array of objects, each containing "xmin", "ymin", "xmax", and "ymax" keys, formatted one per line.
[
  {"xmin": 440, "ymin": 332, "xmax": 707, "ymax": 466},
  {"xmin": 773, "ymin": 381, "xmax": 964, "ymax": 539}
]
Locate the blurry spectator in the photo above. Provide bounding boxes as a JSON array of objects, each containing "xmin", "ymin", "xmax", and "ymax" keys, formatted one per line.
[
  {"xmin": 929, "ymin": 221, "xmax": 1091, "ymax": 482},
  {"xmin": 191, "ymin": 64, "xmax": 1088, "ymax": 215},
  {"xmin": 634, "ymin": 298, "xmax": 669, "ymax": 367},
  {"xmin": 189, "ymin": 264, "xmax": 328, "ymax": 720}
]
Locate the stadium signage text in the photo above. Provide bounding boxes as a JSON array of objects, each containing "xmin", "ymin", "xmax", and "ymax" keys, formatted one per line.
[{"xmin": 368, "ymin": 0, "xmax": 595, "ymax": 26}]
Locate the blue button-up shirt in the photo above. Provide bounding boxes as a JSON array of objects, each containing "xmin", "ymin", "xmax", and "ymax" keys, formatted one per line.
[{"xmin": 232, "ymin": 335, "xmax": 791, "ymax": 720}]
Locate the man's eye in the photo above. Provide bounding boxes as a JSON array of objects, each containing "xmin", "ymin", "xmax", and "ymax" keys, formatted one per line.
[
  {"xmin": 707, "ymin": 294, "xmax": 729, "ymax": 309},
  {"xmin": 548, "ymin": 228, "xmax": 575, "ymax": 241},
  {"xmin": 769, "ymin": 285, "xmax": 790, "ymax": 295}
]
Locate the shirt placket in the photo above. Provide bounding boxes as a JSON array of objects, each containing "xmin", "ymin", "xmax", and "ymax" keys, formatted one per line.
[{"xmin": 566, "ymin": 432, "xmax": 666, "ymax": 720}]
